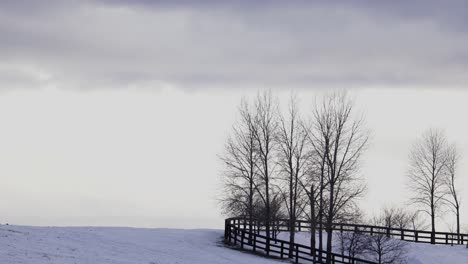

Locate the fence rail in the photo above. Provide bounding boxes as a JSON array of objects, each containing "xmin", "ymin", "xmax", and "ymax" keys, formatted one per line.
[{"xmin": 290, "ymin": 219, "xmax": 466, "ymax": 245}]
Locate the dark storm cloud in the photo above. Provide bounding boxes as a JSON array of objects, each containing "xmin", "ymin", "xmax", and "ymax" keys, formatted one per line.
[{"xmin": 0, "ymin": 0, "xmax": 467, "ymax": 90}]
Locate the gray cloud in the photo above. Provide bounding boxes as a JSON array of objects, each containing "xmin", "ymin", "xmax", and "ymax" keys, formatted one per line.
[{"xmin": 0, "ymin": 0, "xmax": 468, "ymax": 90}]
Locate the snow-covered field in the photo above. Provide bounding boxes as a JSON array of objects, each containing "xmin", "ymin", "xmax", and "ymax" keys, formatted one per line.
[
  {"xmin": 1, "ymin": 224, "xmax": 467, "ymax": 264},
  {"xmin": 275, "ymin": 232, "xmax": 468, "ymax": 264},
  {"xmin": 0, "ymin": 225, "xmax": 279, "ymax": 264}
]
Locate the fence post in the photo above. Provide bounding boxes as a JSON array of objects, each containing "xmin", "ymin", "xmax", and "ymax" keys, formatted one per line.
[
  {"xmin": 253, "ymin": 233, "xmax": 257, "ymax": 252},
  {"xmin": 415, "ymin": 231, "xmax": 418, "ymax": 242},
  {"xmin": 241, "ymin": 230, "xmax": 245, "ymax": 249},
  {"xmin": 401, "ymin": 230, "xmax": 404, "ymax": 240},
  {"xmin": 280, "ymin": 242, "xmax": 284, "ymax": 258},
  {"xmin": 234, "ymin": 227, "xmax": 237, "ymax": 245},
  {"xmin": 295, "ymin": 244, "xmax": 299, "ymax": 264},
  {"xmin": 266, "ymin": 237, "xmax": 270, "ymax": 256},
  {"xmin": 224, "ymin": 219, "xmax": 228, "ymax": 242},
  {"xmin": 446, "ymin": 233, "xmax": 449, "ymax": 244}
]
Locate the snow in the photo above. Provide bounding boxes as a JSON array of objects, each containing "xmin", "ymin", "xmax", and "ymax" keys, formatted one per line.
[
  {"xmin": 0, "ymin": 225, "xmax": 280, "ymax": 264},
  {"xmin": 275, "ymin": 232, "xmax": 468, "ymax": 264},
  {"xmin": 1, "ymin": 224, "xmax": 467, "ymax": 264}
]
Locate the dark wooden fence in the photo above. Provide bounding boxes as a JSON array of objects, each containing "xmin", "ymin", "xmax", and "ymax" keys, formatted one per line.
[
  {"xmin": 277, "ymin": 219, "xmax": 467, "ymax": 246},
  {"xmin": 227, "ymin": 217, "xmax": 468, "ymax": 246},
  {"xmin": 224, "ymin": 217, "xmax": 468, "ymax": 264},
  {"xmin": 321, "ymin": 221, "xmax": 466, "ymax": 246},
  {"xmin": 224, "ymin": 217, "xmax": 377, "ymax": 264}
]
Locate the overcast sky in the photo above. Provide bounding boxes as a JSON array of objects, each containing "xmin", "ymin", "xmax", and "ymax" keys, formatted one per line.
[{"xmin": 1, "ymin": 1, "xmax": 467, "ymax": 229}]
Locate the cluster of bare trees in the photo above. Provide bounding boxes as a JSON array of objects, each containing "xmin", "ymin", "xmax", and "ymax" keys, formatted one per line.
[
  {"xmin": 220, "ymin": 91, "xmax": 369, "ymax": 263},
  {"xmin": 407, "ymin": 129, "xmax": 463, "ymax": 244},
  {"xmin": 220, "ymin": 91, "xmax": 465, "ymax": 263}
]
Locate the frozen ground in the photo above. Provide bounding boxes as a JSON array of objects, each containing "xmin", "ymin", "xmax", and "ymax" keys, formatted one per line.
[
  {"xmin": 0, "ymin": 225, "xmax": 280, "ymax": 264},
  {"xmin": 1, "ymin": 224, "xmax": 467, "ymax": 264},
  {"xmin": 275, "ymin": 232, "xmax": 468, "ymax": 264}
]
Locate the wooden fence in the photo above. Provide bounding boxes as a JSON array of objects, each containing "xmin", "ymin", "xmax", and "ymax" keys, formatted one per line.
[
  {"xmin": 273, "ymin": 219, "xmax": 467, "ymax": 246},
  {"xmin": 224, "ymin": 217, "xmax": 468, "ymax": 264},
  {"xmin": 225, "ymin": 217, "xmax": 377, "ymax": 264}
]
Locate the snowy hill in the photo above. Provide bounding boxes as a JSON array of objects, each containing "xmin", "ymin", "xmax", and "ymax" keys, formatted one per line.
[
  {"xmin": 0, "ymin": 225, "xmax": 279, "ymax": 264},
  {"xmin": 1, "ymin": 224, "xmax": 467, "ymax": 264}
]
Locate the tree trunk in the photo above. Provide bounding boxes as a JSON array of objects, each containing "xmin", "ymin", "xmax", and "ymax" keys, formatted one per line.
[
  {"xmin": 289, "ymin": 171, "xmax": 294, "ymax": 258},
  {"xmin": 318, "ymin": 159, "xmax": 325, "ymax": 261},
  {"xmin": 248, "ymin": 135, "xmax": 254, "ymax": 245},
  {"xmin": 319, "ymin": 200, "xmax": 323, "ymax": 254},
  {"xmin": 310, "ymin": 186, "xmax": 316, "ymax": 257},
  {"xmin": 431, "ymin": 203, "xmax": 436, "ymax": 244},
  {"xmin": 265, "ymin": 154, "xmax": 271, "ymax": 239},
  {"xmin": 326, "ymin": 184, "xmax": 334, "ymax": 264},
  {"xmin": 265, "ymin": 176, "xmax": 270, "ymax": 256},
  {"xmin": 248, "ymin": 182, "xmax": 253, "ymax": 244},
  {"xmin": 456, "ymin": 207, "xmax": 460, "ymax": 244}
]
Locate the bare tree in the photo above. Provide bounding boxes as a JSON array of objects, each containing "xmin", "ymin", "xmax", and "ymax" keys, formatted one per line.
[
  {"xmin": 251, "ymin": 91, "xmax": 278, "ymax": 240},
  {"xmin": 298, "ymin": 157, "xmax": 322, "ymax": 257},
  {"xmin": 338, "ymin": 209, "xmax": 367, "ymax": 259},
  {"xmin": 303, "ymin": 97, "xmax": 333, "ymax": 258},
  {"xmin": 275, "ymin": 94, "xmax": 308, "ymax": 257},
  {"xmin": 385, "ymin": 207, "xmax": 429, "ymax": 232},
  {"xmin": 364, "ymin": 213, "xmax": 408, "ymax": 264},
  {"xmin": 307, "ymin": 138, "xmax": 328, "ymax": 257},
  {"xmin": 407, "ymin": 129, "xmax": 448, "ymax": 244},
  {"xmin": 220, "ymin": 99, "xmax": 259, "ymax": 242},
  {"xmin": 308, "ymin": 92, "xmax": 369, "ymax": 263},
  {"xmin": 443, "ymin": 144, "xmax": 462, "ymax": 243},
  {"xmin": 339, "ymin": 229, "xmax": 367, "ymax": 259},
  {"xmin": 251, "ymin": 193, "xmax": 286, "ymax": 239},
  {"xmin": 303, "ymin": 139, "xmax": 328, "ymax": 257},
  {"xmin": 407, "ymin": 211, "xmax": 428, "ymax": 231},
  {"xmin": 380, "ymin": 206, "xmax": 411, "ymax": 230}
]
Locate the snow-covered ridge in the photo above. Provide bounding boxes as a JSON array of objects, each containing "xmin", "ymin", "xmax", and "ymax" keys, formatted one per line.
[{"xmin": 1, "ymin": 224, "xmax": 467, "ymax": 264}]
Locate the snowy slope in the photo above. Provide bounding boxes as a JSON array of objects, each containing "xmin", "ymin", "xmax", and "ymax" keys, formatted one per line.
[
  {"xmin": 275, "ymin": 232, "xmax": 468, "ymax": 264},
  {"xmin": 0, "ymin": 225, "xmax": 280, "ymax": 264},
  {"xmin": 1, "ymin": 224, "xmax": 467, "ymax": 264}
]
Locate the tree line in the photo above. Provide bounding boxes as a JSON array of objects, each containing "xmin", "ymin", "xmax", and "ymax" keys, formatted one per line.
[{"xmin": 219, "ymin": 91, "xmax": 464, "ymax": 264}]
